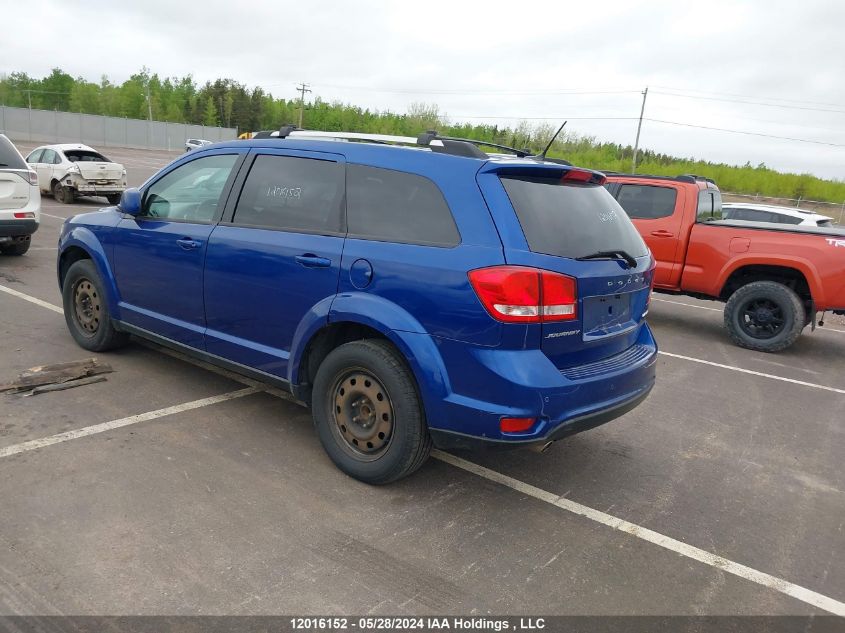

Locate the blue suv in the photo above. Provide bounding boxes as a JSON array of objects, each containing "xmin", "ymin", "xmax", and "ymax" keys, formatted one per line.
[{"xmin": 57, "ymin": 129, "xmax": 658, "ymax": 483}]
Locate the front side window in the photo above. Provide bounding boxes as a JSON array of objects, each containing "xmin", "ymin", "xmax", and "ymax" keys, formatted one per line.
[
  {"xmin": 616, "ymin": 184, "xmax": 677, "ymax": 219},
  {"xmin": 231, "ymin": 155, "xmax": 344, "ymax": 234},
  {"xmin": 346, "ymin": 165, "xmax": 460, "ymax": 246},
  {"xmin": 141, "ymin": 154, "xmax": 238, "ymax": 223}
]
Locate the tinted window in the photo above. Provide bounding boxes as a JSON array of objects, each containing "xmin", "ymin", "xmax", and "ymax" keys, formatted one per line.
[
  {"xmin": 777, "ymin": 214, "xmax": 802, "ymax": 225},
  {"xmin": 25, "ymin": 149, "xmax": 43, "ymax": 164},
  {"xmin": 616, "ymin": 184, "xmax": 677, "ymax": 219},
  {"xmin": 346, "ymin": 164, "xmax": 460, "ymax": 246},
  {"xmin": 232, "ymin": 155, "xmax": 344, "ymax": 233},
  {"xmin": 142, "ymin": 153, "xmax": 238, "ymax": 222},
  {"xmin": 0, "ymin": 136, "xmax": 28, "ymax": 169},
  {"xmin": 501, "ymin": 177, "xmax": 648, "ymax": 259},
  {"xmin": 696, "ymin": 188, "xmax": 723, "ymax": 221}
]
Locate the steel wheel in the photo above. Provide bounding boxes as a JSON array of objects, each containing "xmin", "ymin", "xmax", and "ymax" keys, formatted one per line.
[
  {"xmin": 329, "ymin": 368, "xmax": 394, "ymax": 460},
  {"xmin": 738, "ymin": 297, "xmax": 785, "ymax": 339},
  {"xmin": 72, "ymin": 277, "xmax": 101, "ymax": 336}
]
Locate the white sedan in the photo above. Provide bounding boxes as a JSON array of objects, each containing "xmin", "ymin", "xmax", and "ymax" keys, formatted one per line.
[{"xmin": 25, "ymin": 144, "xmax": 127, "ymax": 204}]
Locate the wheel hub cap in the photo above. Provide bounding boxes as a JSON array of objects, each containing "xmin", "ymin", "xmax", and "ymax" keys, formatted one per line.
[
  {"xmin": 332, "ymin": 371, "xmax": 393, "ymax": 455},
  {"xmin": 740, "ymin": 298, "xmax": 785, "ymax": 339},
  {"xmin": 73, "ymin": 279, "xmax": 101, "ymax": 334}
]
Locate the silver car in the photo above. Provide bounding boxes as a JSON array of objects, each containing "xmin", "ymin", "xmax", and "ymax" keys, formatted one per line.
[{"xmin": 185, "ymin": 139, "xmax": 213, "ymax": 152}]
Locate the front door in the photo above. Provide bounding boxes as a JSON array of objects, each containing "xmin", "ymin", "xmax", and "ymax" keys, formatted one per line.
[
  {"xmin": 111, "ymin": 152, "xmax": 241, "ymax": 347},
  {"xmin": 203, "ymin": 150, "xmax": 346, "ymax": 378}
]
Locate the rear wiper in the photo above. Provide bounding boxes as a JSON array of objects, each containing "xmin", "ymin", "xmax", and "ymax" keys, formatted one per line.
[{"xmin": 576, "ymin": 250, "xmax": 638, "ymax": 269}]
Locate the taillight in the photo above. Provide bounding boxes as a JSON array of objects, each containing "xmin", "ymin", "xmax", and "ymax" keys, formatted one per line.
[
  {"xmin": 28, "ymin": 171, "xmax": 37, "ymax": 186},
  {"xmin": 468, "ymin": 266, "xmax": 577, "ymax": 323},
  {"xmin": 14, "ymin": 212, "xmax": 35, "ymax": 219}
]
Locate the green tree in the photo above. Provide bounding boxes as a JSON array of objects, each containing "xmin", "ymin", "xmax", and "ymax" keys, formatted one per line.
[{"xmin": 202, "ymin": 97, "xmax": 218, "ymax": 126}]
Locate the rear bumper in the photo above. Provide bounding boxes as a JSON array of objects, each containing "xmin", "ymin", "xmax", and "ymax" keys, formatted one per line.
[
  {"xmin": 73, "ymin": 184, "xmax": 125, "ymax": 195},
  {"xmin": 0, "ymin": 219, "xmax": 39, "ymax": 237},
  {"xmin": 425, "ymin": 323, "xmax": 658, "ymax": 450},
  {"xmin": 430, "ymin": 383, "xmax": 653, "ymax": 450}
]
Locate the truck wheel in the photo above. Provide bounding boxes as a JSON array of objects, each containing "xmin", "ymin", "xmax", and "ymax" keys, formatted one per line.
[
  {"xmin": 311, "ymin": 339, "xmax": 432, "ymax": 484},
  {"xmin": 106, "ymin": 194, "xmax": 121, "ymax": 205},
  {"xmin": 724, "ymin": 281, "xmax": 805, "ymax": 352},
  {"xmin": 1, "ymin": 237, "xmax": 31, "ymax": 256},
  {"xmin": 62, "ymin": 259, "xmax": 129, "ymax": 352},
  {"xmin": 53, "ymin": 181, "xmax": 74, "ymax": 204}
]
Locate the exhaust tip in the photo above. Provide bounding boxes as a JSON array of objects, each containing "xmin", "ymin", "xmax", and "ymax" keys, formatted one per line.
[{"xmin": 529, "ymin": 441, "xmax": 554, "ymax": 454}]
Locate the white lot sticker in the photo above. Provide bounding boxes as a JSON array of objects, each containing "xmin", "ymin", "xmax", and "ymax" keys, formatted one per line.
[{"xmin": 433, "ymin": 450, "xmax": 845, "ymax": 616}]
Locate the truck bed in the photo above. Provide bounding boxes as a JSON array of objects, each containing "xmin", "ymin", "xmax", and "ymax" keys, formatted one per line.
[{"xmin": 707, "ymin": 218, "xmax": 845, "ymax": 238}]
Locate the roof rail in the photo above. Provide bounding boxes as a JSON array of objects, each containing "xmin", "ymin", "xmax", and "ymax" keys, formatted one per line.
[{"xmin": 418, "ymin": 130, "xmax": 532, "ymax": 158}]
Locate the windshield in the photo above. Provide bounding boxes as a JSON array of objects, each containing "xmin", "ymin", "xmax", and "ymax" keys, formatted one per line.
[
  {"xmin": 500, "ymin": 175, "xmax": 649, "ymax": 260},
  {"xmin": 65, "ymin": 150, "xmax": 110, "ymax": 162}
]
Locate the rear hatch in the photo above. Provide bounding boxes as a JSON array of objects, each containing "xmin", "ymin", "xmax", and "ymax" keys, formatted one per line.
[
  {"xmin": 66, "ymin": 150, "xmax": 123, "ymax": 181},
  {"xmin": 0, "ymin": 136, "xmax": 33, "ymax": 211},
  {"xmin": 481, "ymin": 163, "xmax": 654, "ymax": 369}
]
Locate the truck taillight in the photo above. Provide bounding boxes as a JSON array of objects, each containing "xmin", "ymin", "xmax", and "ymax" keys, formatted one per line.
[{"xmin": 468, "ymin": 266, "xmax": 577, "ymax": 323}]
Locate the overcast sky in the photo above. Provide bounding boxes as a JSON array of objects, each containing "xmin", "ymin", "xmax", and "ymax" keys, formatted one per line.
[{"xmin": 2, "ymin": 0, "xmax": 844, "ymax": 180}]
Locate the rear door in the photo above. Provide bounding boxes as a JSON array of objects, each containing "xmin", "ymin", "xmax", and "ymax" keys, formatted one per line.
[
  {"xmin": 607, "ymin": 181, "xmax": 685, "ymax": 287},
  {"xmin": 111, "ymin": 150, "xmax": 243, "ymax": 346},
  {"xmin": 203, "ymin": 149, "xmax": 346, "ymax": 377},
  {"xmin": 478, "ymin": 164, "xmax": 653, "ymax": 369}
]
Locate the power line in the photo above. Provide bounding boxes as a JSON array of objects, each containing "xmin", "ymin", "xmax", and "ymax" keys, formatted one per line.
[
  {"xmin": 652, "ymin": 85, "xmax": 845, "ymax": 110},
  {"xmin": 644, "ymin": 118, "xmax": 845, "ymax": 148},
  {"xmin": 650, "ymin": 90, "xmax": 845, "ymax": 115}
]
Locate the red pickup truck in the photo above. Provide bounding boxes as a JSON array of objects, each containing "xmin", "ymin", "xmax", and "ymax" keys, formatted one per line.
[{"xmin": 604, "ymin": 173, "xmax": 845, "ymax": 352}]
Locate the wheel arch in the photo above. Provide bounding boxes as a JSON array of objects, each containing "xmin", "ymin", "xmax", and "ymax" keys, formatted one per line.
[
  {"xmin": 718, "ymin": 261, "xmax": 816, "ymax": 304},
  {"xmin": 58, "ymin": 229, "xmax": 121, "ymax": 317}
]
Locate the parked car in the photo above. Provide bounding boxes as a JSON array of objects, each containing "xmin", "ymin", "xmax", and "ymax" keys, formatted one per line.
[
  {"xmin": 604, "ymin": 173, "xmax": 845, "ymax": 352},
  {"xmin": 0, "ymin": 134, "xmax": 40, "ymax": 256},
  {"xmin": 25, "ymin": 144, "xmax": 127, "ymax": 205},
  {"xmin": 56, "ymin": 130, "xmax": 658, "ymax": 483},
  {"xmin": 185, "ymin": 138, "xmax": 213, "ymax": 152},
  {"xmin": 722, "ymin": 203, "xmax": 834, "ymax": 227}
]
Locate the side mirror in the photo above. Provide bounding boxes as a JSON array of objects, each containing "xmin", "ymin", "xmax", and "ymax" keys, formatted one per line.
[{"xmin": 118, "ymin": 188, "xmax": 141, "ymax": 216}]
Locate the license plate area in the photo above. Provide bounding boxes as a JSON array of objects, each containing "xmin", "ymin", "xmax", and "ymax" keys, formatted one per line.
[{"xmin": 583, "ymin": 293, "xmax": 635, "ymax": 340}]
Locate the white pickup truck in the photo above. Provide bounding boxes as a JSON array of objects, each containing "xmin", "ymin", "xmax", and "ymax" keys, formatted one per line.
[{"xmin": 25, "ymin": 144, "xmax": 127, "ymax": 204}]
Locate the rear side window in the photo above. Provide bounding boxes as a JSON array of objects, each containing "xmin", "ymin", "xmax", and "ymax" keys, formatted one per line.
[
  {"xmin": 697, "ymin": 188, "xmax": 723, "ymax": 221},
  {"xmin": 0, "ymin": 136, "xmax": 28, "ymax": 169},
  {"xmin": 41, "ymin": 149, "xmax": 60, "ymax": 165},
  {"xmin": 232, "ymin": 155, "xmax": 344, "ymax": 234},
  {"xmin": 346, "ymin": 164, "xmax": 460, "ymax": 246},
  {"xmin": 616, "ymin": 184, "xmax": 677, "ymax": 219},
  {"xmin": 817, "ymin": 219, "xmax": 832, "ymax": 227},
  {"xmin": 500, "ymin": 176, "xmax": 648, "ymax": 259}
]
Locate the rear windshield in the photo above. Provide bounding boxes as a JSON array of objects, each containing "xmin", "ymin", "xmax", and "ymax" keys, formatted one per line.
[
  {"xmin": 501, "ymin": 176, "xmax": 649, "ymax": 259},
  {"xmin": 65, "ymin": 150, "xmax": 110, "ymax": 162},
  {"xmin": 697, "ymin": 188, "xmax": 723, "ymax": 221},
  {"xmin": 817, "ymin": 219, "xmax": 832, "ymax": 227},
  {"xmin": 0, "ymin": 136, "xmax": 28, "ymax": 170}
]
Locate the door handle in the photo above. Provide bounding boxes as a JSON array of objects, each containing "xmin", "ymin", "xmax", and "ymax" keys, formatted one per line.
[
  {"xmin": 650, "ymin": 230, "xmax": 675, "ymax": 238},
  {"xmin": 295, "ymin": 254, "xmax": 332, "ymax": 268},
  {"xmin": 176, "ymin": 237, "xmax": 201, "ymax": 250}
]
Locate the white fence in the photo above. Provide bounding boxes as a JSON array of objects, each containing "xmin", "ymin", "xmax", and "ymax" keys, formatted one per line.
[{"xmin": 0, "ymin": 105, "xmax": 237, "ymax": 151}]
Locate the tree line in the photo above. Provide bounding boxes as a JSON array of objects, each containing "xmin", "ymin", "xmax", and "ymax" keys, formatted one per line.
[{"xmin": 1, "ymin": 68, "xmax": 843, "ymax": 204}]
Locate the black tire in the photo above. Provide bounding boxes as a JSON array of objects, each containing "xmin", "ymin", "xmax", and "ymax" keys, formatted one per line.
[
  {"xmin": 53, "ymin": 181, "xmax": 74, "ymax": 204},
  {"xmin": 62, "ymin": 259, "xmax": 129, "ymax": 352},
  {"xmin": 1, "ymin": 237, "xmax": 31, "ymax": 256},
  {"xmin": 106, "ymin": 194, "xmax": 121, "ymax": 205},
  {"xmin": 724, "ymin": 281, "xmax": 805, "ymax": 353},
  {"xmin": 312, "ymin": 339, "xmax": 432, "ymax": 484}
]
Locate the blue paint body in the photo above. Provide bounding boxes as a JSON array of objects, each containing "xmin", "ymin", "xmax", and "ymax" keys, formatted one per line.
[{"xmin": 58, "ymin": 138, "xmax": 657, "ymax": 447}]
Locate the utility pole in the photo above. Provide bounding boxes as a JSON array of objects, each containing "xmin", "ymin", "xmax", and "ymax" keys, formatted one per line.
[
  {"xmin": 296, "ymin": 82, "xmax": 311, "ymax": 128},
  {"xmin": 145, "ymin": 84, "xmax": 153, "ymax": 148},
  {"xmin": 632, "ymin": 86, "xmax": 648, "ymax": 173}
]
